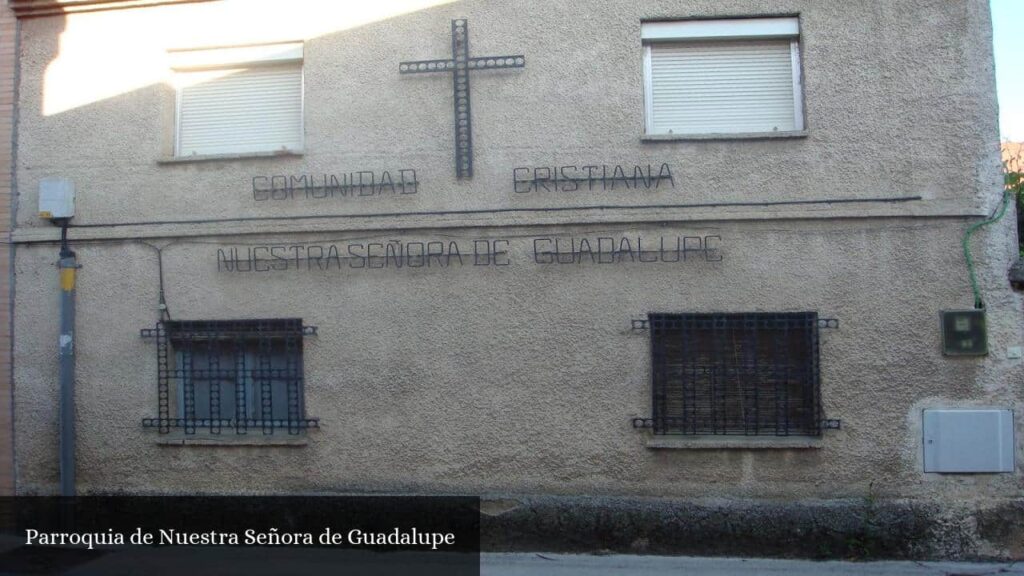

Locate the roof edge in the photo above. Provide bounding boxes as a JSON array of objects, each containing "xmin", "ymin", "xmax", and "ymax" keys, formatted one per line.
[{"xmin": 9, "ymin": 0, "xmax": 216, "ymax": 19}]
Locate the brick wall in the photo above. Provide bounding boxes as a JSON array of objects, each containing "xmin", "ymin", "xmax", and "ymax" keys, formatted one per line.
[{"xmin": 0, "ymin": 0, "xmax": 15, "ymax": 495}]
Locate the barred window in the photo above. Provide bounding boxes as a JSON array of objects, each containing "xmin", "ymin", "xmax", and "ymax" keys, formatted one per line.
[
  {"xmin": 142, "ymin": 319, "xmax": 318, "ymax": 435},
  {"xmin": 648, "ymin": 312, "xmax": 821, "ymax": 436}
]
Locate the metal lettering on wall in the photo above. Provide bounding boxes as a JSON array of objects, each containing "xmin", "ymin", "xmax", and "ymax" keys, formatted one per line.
[
  {"xmin": 514, "ymin": 164, "xmax": 675, "ymax": 193},
  {"xmin": 252, "ymin": 170, "xmax": 418, "ymax": 201},
  {"xmin": 532, "ymin": 236, "xmax": 720, "ymax": 264},
  {"xmin": 216, "ymin": 235, "xmax": 723, "ymax": 272}
]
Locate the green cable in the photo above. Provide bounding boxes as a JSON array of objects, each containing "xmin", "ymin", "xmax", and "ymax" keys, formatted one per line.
[{"xmin": 962, "ymin": 190, "xmax": 1014, "ymax": 309}]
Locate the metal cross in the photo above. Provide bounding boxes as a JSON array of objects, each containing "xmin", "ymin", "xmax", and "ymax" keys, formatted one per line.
[{"xmin": 400, "ymin": 19, "xmax": 525, "ymax": 179}]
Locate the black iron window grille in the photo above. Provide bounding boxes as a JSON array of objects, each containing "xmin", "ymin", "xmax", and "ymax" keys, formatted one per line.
[
  {"xmin": 142, "ymin": 319, "xmax": 319, "ymax": 435},
  {"xmin": 638, "ymin": 312, "xmax": 822, "ymax": 437}
]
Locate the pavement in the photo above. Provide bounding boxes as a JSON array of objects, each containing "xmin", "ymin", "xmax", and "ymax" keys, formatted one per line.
[
  {"xmin": 480, "ymin": 553, "xmax": 1023, "ymax": 576},
  {"xmin": 0, "ymin": 536, "xmax": 1021, "ymax": 575}
]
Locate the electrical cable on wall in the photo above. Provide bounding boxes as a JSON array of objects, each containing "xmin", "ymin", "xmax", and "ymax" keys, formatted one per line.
[
  {"xmin": 140, "ymin": 241, "xmax": 176, "ymax": 322},
  {"xmin": 962, "ymin": 190, "xmax": 1013, "ymax": 309},
  {"xmin": 39, "ymin": 198, "xmax": 1005, "ymax": 323},
  {"xmin": 63, "ymin": 195, "xmax": 925, "ymax": 229}
]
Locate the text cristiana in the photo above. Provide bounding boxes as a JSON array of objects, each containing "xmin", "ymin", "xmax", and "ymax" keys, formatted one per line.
[{"xmin": 513, "ymin": 163, "xmax": 674, "ymax": 193}]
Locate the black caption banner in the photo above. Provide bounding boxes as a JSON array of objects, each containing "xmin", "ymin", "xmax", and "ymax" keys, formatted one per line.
[{"xmin": 0, "ymin": 496, "xmax": 480, "ymax": 576}]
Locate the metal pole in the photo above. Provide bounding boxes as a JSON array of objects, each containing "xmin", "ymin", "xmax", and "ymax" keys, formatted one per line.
[{"xmin": 57, "ymin": 221, "xmax": 76, "ymax": 496}]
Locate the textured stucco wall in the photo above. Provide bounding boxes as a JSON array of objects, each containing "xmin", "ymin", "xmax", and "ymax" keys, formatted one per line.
[
  {"xmin": 12, "ymin": 218, "xmax": 1023, "ymax": 500},
  {"xmin": 8, "ymin": 0, "xmax": 1021, "ymax": 528},
  {"xmin": 8, "ymin": 0, "xmax": 1005, "ymax": 234}
]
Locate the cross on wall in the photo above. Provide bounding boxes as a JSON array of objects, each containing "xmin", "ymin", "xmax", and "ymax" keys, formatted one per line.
[{"xmin": 399, "ymin": 19, "xmax": 526, "ymax": 179}]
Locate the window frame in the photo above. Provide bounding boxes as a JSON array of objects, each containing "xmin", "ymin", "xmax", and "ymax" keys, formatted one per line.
[
  {"xmin": 645, "ymin": 311, "xmax": 822, "ymax": 438},
  {"xmin": 142, "ymin": 319, "xmax": 318, "ymax": 436},
  {"xmin": 174, "ymin": 341, "xmax": 305, "ymax": 429},
  {"xmin": 641, "ymin": 17, "xmax": 805, "ymax": 137},
  {"xmin": 168, "ymin": 41, "xmax": 305, "ymax": 159}
]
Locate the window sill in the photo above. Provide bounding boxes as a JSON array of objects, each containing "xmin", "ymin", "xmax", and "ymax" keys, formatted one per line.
[
  {"xmin": 155, "ymin": 432, "xmax": 309, "ymax": 447},
  {"xmin": 642, "ymin": 130, "xmax": 808, "ymax": 142},
  {"xmin": 157, "ymin": 150, "xmax": 304, "ymax": 165},
  {"xmin": 645, "ymin": 435, "xmax": 822, "ymax": 450}
]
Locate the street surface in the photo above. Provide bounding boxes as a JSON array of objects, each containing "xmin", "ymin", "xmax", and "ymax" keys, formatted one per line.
[{"xmin": 481, "ymin": 553, "xmax": 1023, "ymax": 576}]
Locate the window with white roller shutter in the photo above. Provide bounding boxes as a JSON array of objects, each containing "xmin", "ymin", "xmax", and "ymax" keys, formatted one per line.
[
  {"xmin": 642, "ymin": 18, "xmax": 804, "ymax": 136},
  {"xmin": 170, "ymin": 42, "xmax": 304, "ymax": 157}
]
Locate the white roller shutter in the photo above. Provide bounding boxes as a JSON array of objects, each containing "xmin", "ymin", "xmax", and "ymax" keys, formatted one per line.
[
  {"xmin": 647, "ymin": 39, "xmax": 800, "ymax": 135},
  {"xmin": 176, "ymin": 64, "xmax": 303, "ymax": 156}
]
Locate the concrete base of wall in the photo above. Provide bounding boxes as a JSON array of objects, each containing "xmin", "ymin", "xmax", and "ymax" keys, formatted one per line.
[{"xmin": 479, "ymin": 495, "xmax": 1024, "ymax": 561}]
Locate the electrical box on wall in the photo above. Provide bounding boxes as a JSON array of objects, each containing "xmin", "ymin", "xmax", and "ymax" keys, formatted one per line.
[
  {"xmin": 38, "ymin": 177, "xmax": 75, "ymax": 220},
  {"xmin": 940, "ymin": 309, "xmax": 987, "ymax": 356},
  {"xmin": 923, "ymin": 409, "xmax": 1014, "ymax": 473}
]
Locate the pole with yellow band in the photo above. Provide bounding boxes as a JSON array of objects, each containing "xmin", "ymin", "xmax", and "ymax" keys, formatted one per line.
[{"xmin": 57, "ymin": 220, "xmax": 77, "ymax": 496}]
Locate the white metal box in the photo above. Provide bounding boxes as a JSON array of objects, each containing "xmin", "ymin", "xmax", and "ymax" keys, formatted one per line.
[
  {"xmin": 923, "ymin": 409, "xmax": 1014, "ymax": 473},
  {"xmin": 38, "ymin": 177, "xmax": 75, "ymax": 219}
]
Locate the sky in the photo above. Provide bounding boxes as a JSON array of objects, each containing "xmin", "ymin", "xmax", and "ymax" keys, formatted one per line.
[{"xmin": 992, "ymin": 0, "xmax": 1023, "ymax": 142}]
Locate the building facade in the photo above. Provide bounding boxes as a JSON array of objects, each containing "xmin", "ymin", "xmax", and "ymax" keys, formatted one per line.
[{"xmin": 6, "ymin": 0, "xmax": 1023, "ymax": 558}]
